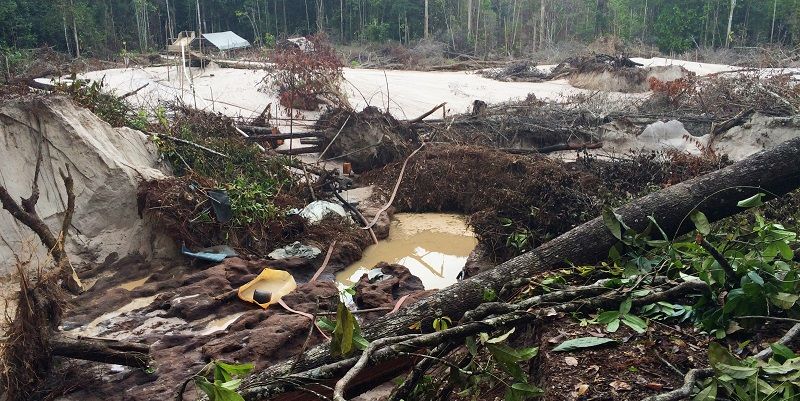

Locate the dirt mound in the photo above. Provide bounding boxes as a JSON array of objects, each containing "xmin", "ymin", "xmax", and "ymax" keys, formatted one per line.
[
  {"xmin": 316, "ymin": 107, "xmax": 420, "ymax": 173},
  {"xmin": 570, "ymin": 65, "xmax": 691, "ymax": 93},
  {"xmin": 0, "ymin": 96, "xmax": 174, "ymax": 272}
]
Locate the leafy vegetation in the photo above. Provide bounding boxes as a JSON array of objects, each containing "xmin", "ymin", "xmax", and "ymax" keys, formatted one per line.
[
  {"xmin": 182, "ymin": 360, "xmax": 254, "ymax": 401},
  {"xmin": 696, "ymin": 342, "xmax": 800, "ymax": 400},
  {"xmin": 268, "ymin": 33, "xmax": 345, "ymax": 112},
  {"xmin": 53, "ymin": 78, "xmax": 137, "ymax": 127},
  {"xmin": 317, "ymin": 303, "xmax": 370, "ymax": 356},
  {"xmin": 601, "ymin": 194, "xmax": 799, "ymax": 339},
  {"xmin": 150, "ymin": 109, "xmax": 295, "ymax": 227}
]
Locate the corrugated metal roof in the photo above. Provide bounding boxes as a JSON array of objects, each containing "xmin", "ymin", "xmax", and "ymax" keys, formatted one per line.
[{"xmin": 201, "ymin": 31, "xmax": 251, "ymax": 51}]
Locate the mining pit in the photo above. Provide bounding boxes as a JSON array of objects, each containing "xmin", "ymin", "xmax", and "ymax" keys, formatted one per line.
[{"xmin": 2, "ymin": 51, "xmax": 800, "ymax": 401}]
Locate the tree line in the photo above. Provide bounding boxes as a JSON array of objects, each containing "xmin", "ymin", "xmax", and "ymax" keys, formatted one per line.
[{"xmin": 1, "ymin": 0, "xmax": 798, "ymax": 58}]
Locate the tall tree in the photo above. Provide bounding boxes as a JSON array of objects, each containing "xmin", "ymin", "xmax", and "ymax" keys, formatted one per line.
[{"xmin": 726, "ymin": 0, "xmax": 736, "ymax": 47}]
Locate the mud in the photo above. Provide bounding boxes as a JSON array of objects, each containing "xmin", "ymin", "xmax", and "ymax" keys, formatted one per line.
[{"xmin": 337, "ymin": 213, "xmax": 478, "ymax": 290}]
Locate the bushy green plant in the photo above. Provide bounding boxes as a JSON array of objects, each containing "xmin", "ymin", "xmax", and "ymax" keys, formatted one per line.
[
  {"xmin": 55, "ymin": 78, "xmax": 135, "ymax": 127},
  {"xmin": 225, "ymin": 176, "xmax": 279, "ymax": 225},
  {"xmin": 181, "ymin": 360, "xmax": 253, "ymax": 401},
  {"xmin": 696, "ymin": 342, "xmax": 800, "ymax": 401},
  {"xmin": 602, "ymin": 194, "xmax": 799, "ymax": 339},
  {"xmin": 152, "ymin": 112, "xmax": 294, "ymax": 227}
]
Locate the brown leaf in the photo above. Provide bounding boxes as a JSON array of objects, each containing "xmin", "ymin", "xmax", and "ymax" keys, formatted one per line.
[
  {"xmin": 610, "ymin": 381, "xmax": 632, "ymax": 391},
  {"xmin": 645, "ymin": 382, "xmax": 664, "ymax": 391},
  {"xmin": 572, "ymin": 383, "xmax": 590, "ymax": 398}
]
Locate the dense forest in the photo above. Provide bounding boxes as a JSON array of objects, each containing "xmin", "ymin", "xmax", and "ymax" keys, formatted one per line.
[{"xmin": 1, "ymin": 0, "xmax": 799, "ymax": 58}]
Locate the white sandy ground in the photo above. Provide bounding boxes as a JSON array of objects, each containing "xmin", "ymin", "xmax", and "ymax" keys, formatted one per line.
[
  {"xmin": 64, "ymin": 57, "xmax": 799, "ymax": 130},
  {"xmin": 71, "ymin": 64, "xmax": 589, "ymax": 127},
  {"xmin": 56, "ymin": 56, "xmax": 798, "ymax": 165}
]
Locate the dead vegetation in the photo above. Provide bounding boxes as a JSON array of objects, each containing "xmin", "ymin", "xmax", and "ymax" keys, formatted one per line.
[{"xmin": 361, "ymin": 145, "xmax": 724, "ymax": 261}]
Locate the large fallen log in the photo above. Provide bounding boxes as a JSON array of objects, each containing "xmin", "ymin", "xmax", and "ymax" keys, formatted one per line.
[
  {"xmin": 51, "ymin": 335, "xmax": 150, "ymax": 369},
  {"xmin": 241, "ymin": 137, "xmax": 800, "ymax": 400}
]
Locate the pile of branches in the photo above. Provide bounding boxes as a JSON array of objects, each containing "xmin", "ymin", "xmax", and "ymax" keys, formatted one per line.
[
  {"xmin": 480, "ymin": 60, "xmax": 550, "ymax": 82},
  {"xmin": 482, "ymin": 54, "xmax": 644, "ymax": 84},
  {"xmin": 138, "ymin": 174, "xmax": 372, "ymax": 258},
  {"xmin": 549, "ymin": 53, "xmax": 644, "ymax": 79},
  {"xmin": 414, "ymin": 98, "xmax": 602, "ymax": 150},
  {"xmin": 643, "ymin": 72, "xmax": 800, "ymax": 119}
]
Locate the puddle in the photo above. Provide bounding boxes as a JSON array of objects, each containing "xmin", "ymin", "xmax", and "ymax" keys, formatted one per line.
[
  {"xmin": 336, "ymin": 213, "xmax": 478, "ymax": 290},
  {"xmin": 69, "ymin": 295, "xmax": 157, "ymax": 337},
  {"xmin": 116, "ymin": 275, "xmax": 151, "ymax": 291},
  {"xmin": 199, "ymin": 312, "xmax": 246, "ymax": 335}
]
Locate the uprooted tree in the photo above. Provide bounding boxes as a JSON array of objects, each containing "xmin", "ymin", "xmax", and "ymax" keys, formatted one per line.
[
  {"xmin": 0, "ymin": 139, "xmax": 151, "ymax": 400},
  {"xmin": 230, "ymin": 137, "xmax": 800, "ymax": 401}
]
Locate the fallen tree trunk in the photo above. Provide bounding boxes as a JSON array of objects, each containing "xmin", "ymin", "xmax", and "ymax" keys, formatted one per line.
[
  {"xmin": 51, "ymin": 335, "xmax": 151, "ymax": 369},
  {"xmin": 498, "ymin": 142, "xmax": 603, "ymax": 155},
  {"xmin": 276, "ymin": 146, "xmax": 322, "ymax": 155},
  {"xmin": 241, "ymin": 137, "xmax": 800, "ymax": 400}
]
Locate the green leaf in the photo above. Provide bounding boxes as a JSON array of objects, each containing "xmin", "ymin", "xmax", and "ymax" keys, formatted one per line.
[
  {"xmin": 777, "ymin": 241, "xmax": 794, "ymax": 261},
  {"xmin": 465, "ymin": 336, "xmax": 478, "ymax": 356},
  {"xmin": 316, "ymin": 317, "xmax": 336, "ymax": 332},
  {"xmin": 621, "ymin": 314, "xmax": 648, "ymax": 334},
  {"xmin": 690, "ymin": 210, "xmax": 711, "ymax": 235},
  {"xmin": 353, "ymin": 333, "xmax": 370, "ymax": 351},
  {"xmin": 771, "ymin": 344, "xmax": 798, "ymax": 363},
  {"xmin": 213, "ymin": 361, "xmax": 253, "ymax": 383},
  {"xmin": 737, "ymin": 193, "xmax": 765, "ymax": 208},
  {"xmin": 693, "ymin": 381, "xmax": 717, "ymax": 401},
  {"xmin": 708, "ymin": 343, "xmax": 741, "ymax": 368},
  {"xmin": 552, "ymin": 337, "xmax": 617, "ymax": 352},
  {"xmin": 603, "ymin": 207, "xmax": 622, "ymax": 240},
  {"xmin": 510, "ymin": 382, "xmax": 544, "ymax": 397},
  {"xmin": 219, "ymin": 379, "xmax": 242, "ymax": 391},
  {"xmin": 487, "ymin": 327, "xmax": 516, "ymax": 344},
  {"xmin": 516, "ymin": 347, "xmax": 539, "ymax": 361},
  {"xmin": 487, "ymin": 343, "xmax": 527, "ymax": 381},
  {"xmin": 715, "ymin": 363, "xmax": 758, "ymax": 379},
  {"xmin": 194, "ymin": 377, "xmax": 246, "ymax": 401},
  {"xmin": 619, "ymin": 297, "xmax": 632, "ymax": 315},
  {"xmin": 487, "ymin": 343, "xmax": 524, "ymax": 364},
  {"xmin": 596, "ymin": 310, "xmax": 621, "ymax": 324},
  {"xmin": 332, "ymin": 302, "xmax": 357, "ymax": 356},
  {"xmin": 606, "ymin": 319, "xmax": 621, "ymax": 333},
  {"xmin": 770, "ymin": 292, "xmax": 800, "ymax": 310},
  {"xmin": 746, "ymin": 271, "xmax": 765, "ymax": 286}
]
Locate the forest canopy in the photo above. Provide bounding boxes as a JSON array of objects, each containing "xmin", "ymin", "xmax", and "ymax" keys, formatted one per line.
[{"xmin": 0, "ymin": 0, "xmax": 798, "ymax": 58}]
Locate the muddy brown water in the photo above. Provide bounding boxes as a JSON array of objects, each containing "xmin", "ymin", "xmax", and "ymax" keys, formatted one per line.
[{"xmin": 336, "ymin": 213, "xmax": 478, "ymax": 290}]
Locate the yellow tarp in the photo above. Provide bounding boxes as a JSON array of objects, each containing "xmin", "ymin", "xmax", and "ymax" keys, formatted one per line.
[{"xmin": 237, "ymin": 268, "xmax": 297, "ymax": 309}]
